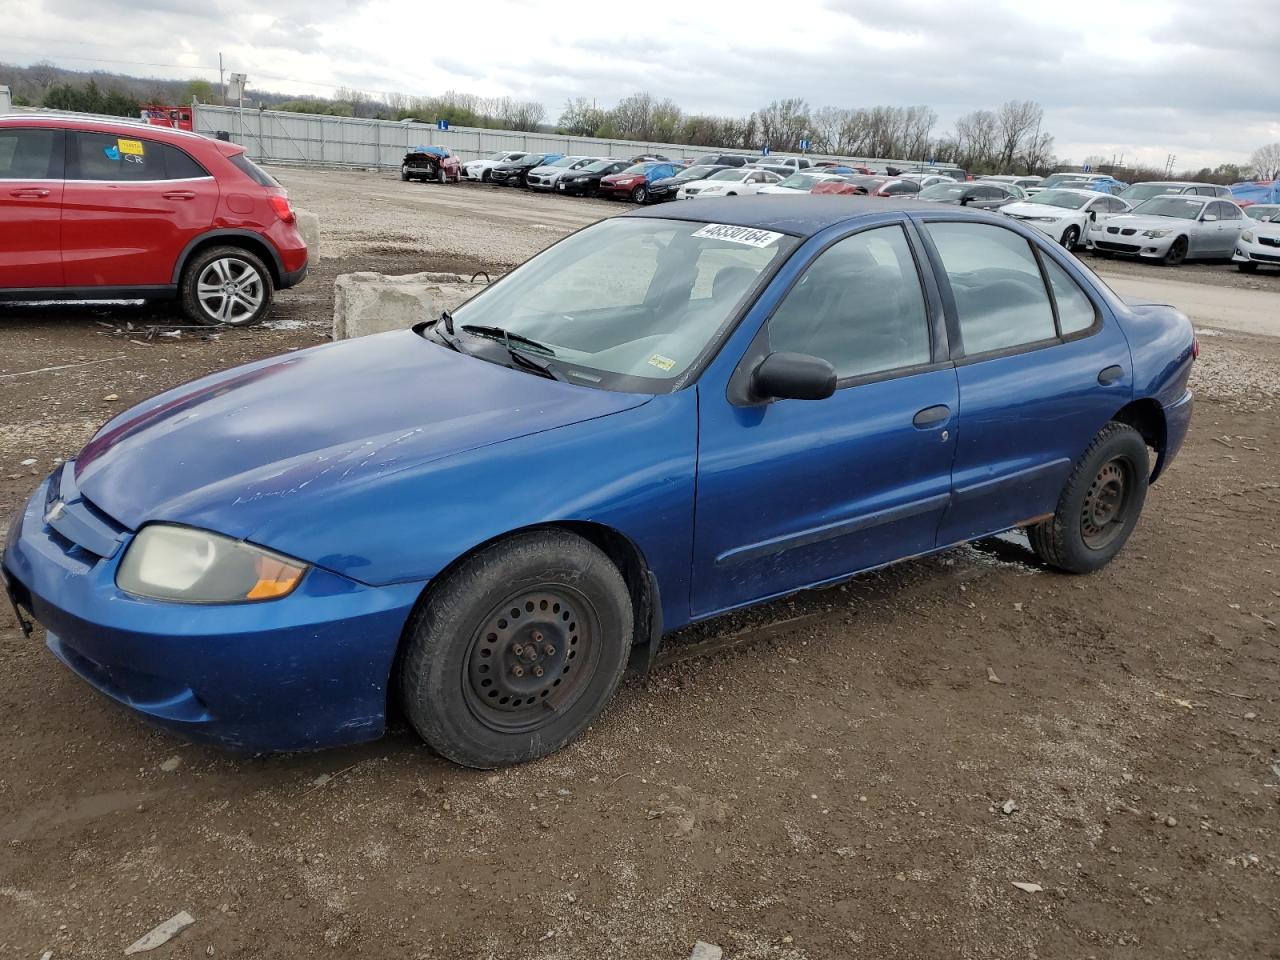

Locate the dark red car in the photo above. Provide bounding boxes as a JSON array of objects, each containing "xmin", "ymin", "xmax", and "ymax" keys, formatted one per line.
[
  {"xmin": 598, "ymin": 162, "xmax": 681, "ymax": 203},
  {"xmin": 0, "ymin": 115, "xmax": 307, "ymax": 326},
  {"xmin": 812, "ymin": 175, "xmax": 921, "ymax": 198}
]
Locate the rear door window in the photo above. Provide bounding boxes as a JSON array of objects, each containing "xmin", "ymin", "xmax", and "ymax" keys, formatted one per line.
[
  {"xmin": 0, "ymin": 128, "xmax": 63, "ymax": 179},
  {"xmin": 68, "ymin": 131, "xmax": 207, "ymax": 181},
  {"xmin": 925, "ymin": 221, "xmax": 1057, "ymax": 355}
]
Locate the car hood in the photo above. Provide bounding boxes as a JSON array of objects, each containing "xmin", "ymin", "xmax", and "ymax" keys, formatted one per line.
[
  {"xmin": 1096, "ymin": 213, "xmax": 1192, "ymax": 231},
  {"xmin": 74, "ymin": 330, "xmax": 650, "ymax": 539},
  {"xmin": 1002, "ymin": 201, "xmax": 1076, "ymax": 218}
]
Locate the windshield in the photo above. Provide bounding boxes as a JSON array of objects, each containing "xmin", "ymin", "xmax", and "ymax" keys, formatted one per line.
[
  {"xmin": 1249, "ymin": 204, "xmax": 1280, "ymax": 221},
  {"xmin": 446, "ymin": 218, "xmax": 799, "ymax": 391},
  {"xmin": 709, "ymin": 169, "xmax": 746, "ymax": 181},
  {"xmin": 777, "ymin": 173, "xmax": 825, "ymax": 189},
  {"xmin": 1131, "ymin": 197, "xmax": 1205, "ymax": 219},
  {"xmin": 1119, "ymin": 184, "xmax": 1180, "ymax": 204},
  {"xmin": 581, "ymin": 160, "xmax": 616, "ymax": 173},
  {"xmin": 546, "ymin": 156, "xmax": 580, "ymax": 168},
  {"xmin": 1043, "ymin": 174, "xmax": 1091, "ymax": 188},
  {"xmin": 620, "ymin": 163, "xmax": 652, "ymax": 175},
  {"xmin": 675, "ymin": 165, "xmax": 720, "ymax": 181},
  {"xmin": 919, "ymin": 183, "xmax": 968, "ymax": 200},
  {"xmin": 1028, "ymin": 190, "xmax": 1089, "ymax": 210}
]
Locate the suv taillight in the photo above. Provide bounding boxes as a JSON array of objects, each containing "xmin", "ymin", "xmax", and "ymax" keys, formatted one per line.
[{"xmin": 269, "ymin": 195, "xmax": 295, "ymax": 223}]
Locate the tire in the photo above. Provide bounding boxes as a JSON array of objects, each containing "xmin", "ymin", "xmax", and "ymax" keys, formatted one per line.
[
  {"xmin": 399, "ymin": 529, "xmax": 634, "ymax": 768},
  {"xmin": 1237, "ymin": 261, "xmax": 1257, "ymax": 273},
  {"xmin": 437, "ymin": 166, "xmax": 448, "ymax": 185},
  {"xmin": 726, "ymin": 191, "xmax": 737, "ymax": 197},
  {"xmin": 1028, "ymin": 422, "xmax": 1149, "ymax": 574},
  {"xmin": 631, "ymin": 185, "xmax": 647, "ymax": 203},
  {"xmin": 481, "ymin": 169, "xmax": 491, "ymax": 182},
  {"xmin": 1163, "ymin": 235, "xmax": 1189, "ymax": 266},
  {"xmin": 400, "ymin": 164, "xmax": 410, "ymax": 181},
  {"xmin": 179, "ymin": 245, "xmax": 273, "ymax": 327},
  {"xmin": 1061, "ymin": 226, "xmax": 1080, "ymax": 250}
]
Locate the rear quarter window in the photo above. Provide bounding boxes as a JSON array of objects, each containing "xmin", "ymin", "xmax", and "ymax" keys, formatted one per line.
[{"xmin": 231, "ymin": 154, "xmax": 279, "ymax": 187}]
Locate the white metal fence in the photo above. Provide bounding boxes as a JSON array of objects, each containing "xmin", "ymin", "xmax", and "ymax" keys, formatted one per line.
[{"xmin": 191, "ymin": 102, "xmax": 929, "ymax": 173}]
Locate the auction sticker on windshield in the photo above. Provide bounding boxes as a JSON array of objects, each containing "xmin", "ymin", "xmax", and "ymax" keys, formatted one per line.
[{"xmin": 691, "ymin": 224, "xmax": 784, "ymax": 248}]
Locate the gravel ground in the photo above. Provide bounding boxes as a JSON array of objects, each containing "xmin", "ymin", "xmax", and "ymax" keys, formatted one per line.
[{"xmin": 1, "ymin": 166, "xmax": 1277, "ymax": 960}]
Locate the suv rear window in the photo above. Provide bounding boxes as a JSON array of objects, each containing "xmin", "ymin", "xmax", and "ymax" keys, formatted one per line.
[{"xmin": 231, "ymin": 154, "xmax": 278, "ymax": 187}]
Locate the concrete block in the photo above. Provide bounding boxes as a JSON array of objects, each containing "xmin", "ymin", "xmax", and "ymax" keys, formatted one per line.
[
  {"xmin": 333, "ymin": 272, "xmax": 491, "ymax": 340},
  {"xmin": 294, "ymin": 206, "xmax": 322, "ymax": 260}
]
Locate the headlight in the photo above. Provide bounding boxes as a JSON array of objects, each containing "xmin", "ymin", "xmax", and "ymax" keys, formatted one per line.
[
  {"xmin": 1143, "ymin": 229, "xmax": 1172, "ymax": 238},
  {"xmin": 1241, "ymin": 231, "xmax": 1255, "ymax": 242},
  {"xmin": 117, "ymin": 525, "xmax": 308, "ymax": 603},
  {"xmin": 1029, "ymin": 216, "xmax": 1058, "ymax": 222}
]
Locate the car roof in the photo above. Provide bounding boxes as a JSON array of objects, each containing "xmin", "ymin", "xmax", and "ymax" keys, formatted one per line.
[
  {"xmin": 0, "ymin": 112, "xmax": 215, "ymax": 145},
  {"xmin": 623, "ymin": 194, "xmax": 1002, "ymax": 237},
  {"xmin": 1130, "ymin": 180, "xmax": 1212, "ymax": 187},
  {"xmin": 1034, "ymin": 187, "xmax": 1111, "ymax": 197}
]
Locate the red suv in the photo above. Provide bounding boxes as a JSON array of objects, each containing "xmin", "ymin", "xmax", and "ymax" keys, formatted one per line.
[{"xmin": 0, "ymin": 116, "xmax": 307, "ymax": 326}]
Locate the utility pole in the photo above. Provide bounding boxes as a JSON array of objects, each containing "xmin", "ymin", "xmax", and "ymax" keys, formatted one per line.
[{"xmin": 219, "ymin": 53, "xmax": 225, "ymax": 106}]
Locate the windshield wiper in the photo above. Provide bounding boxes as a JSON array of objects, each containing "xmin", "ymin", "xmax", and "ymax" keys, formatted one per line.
[
  {"xmin": 429, "ymin": 310, "xmax": 465, "ymax": 352},
  {"xmin": 505, "ymin": 348, "xmax": 566, "ymax": 382},
  {"xmin": 460, "ymin": 324, "xmax": 557, "ymax": 357}
]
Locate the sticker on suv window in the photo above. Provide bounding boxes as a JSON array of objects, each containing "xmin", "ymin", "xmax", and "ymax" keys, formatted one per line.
[
  {"xmin": 691, "ymin": 224, "xmax": 784, "ymax": 248},
  {"xmin": 117, "ymin": 138, "xmax": 145, "ymax": 156},
  {"xmin": 647, "ymin": 354, "xmax": 676, "ymax": 371}
]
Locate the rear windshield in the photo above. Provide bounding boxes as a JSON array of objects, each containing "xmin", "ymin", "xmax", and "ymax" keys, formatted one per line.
[{"xmin": 231, "ymin": 154, "xmax": 278, "ymax": 187}]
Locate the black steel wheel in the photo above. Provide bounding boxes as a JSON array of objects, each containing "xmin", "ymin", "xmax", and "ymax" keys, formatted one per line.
[
  {"xmin": 399, "ymin": 529, "xmax": 633, "ymax": 768},
  {"xmin": 462, "ymin": 588, "xmax": 600, "ymax": 734},
  {"xmin": 1163, "ymin": 235, "xmax": 1189, "ymax": 266},
  {"xmin": 1029, "ymin": 422, "xmax": 1149, "ymax": 574}
]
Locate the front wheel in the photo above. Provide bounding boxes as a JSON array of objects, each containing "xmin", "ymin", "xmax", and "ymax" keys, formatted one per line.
[
  {"xmin": 1061, "ymin": 226, "xmax": 1080, "ymax": 250},
  {"xmin": 437, "ymin": 166, "xmax": 448, "ymax": 184},
  {"xmin": 399, "ymin": 529, "xmax": 633, "ymax": 768},
  {"xmin": 481, "ymin": 169, "xmax": 491, "ymax": 182},
  {"xmin": 1163, "ymin": 235, "xmax": 1189, "ymax": 266},
  {"xmin": 1028, "ymin": 422, "xmax": 1149, "ymax": 574},
  {"xmin": 400, "ymin": 164, "xmax": 410, "ymax": 181},
  {"xmin": 1237, "ymin": 260, "xmax": 1257, "ymax": 273},
  {"xmin": 180, "ymin": 245, "xmax": 273, "ymax": 327},
  {"xmin": 631, "ymin": 185, "xmax": 647, "ymax": 203}
]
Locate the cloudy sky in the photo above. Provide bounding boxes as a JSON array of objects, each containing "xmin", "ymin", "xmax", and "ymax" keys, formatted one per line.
[{"xmin": 2, "ymin": 0, "xmax": 1276, "ymax": 169}]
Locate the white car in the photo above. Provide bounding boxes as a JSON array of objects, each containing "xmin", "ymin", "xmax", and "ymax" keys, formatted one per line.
[
  {"xmin": 746, "ymin": 156, "xmax": 812, "ymax": 173},
  {"xmin": 1001, "ymin": 188, "xmax": 1132, "ymax": 250},
  {"xmin": 462, "ymin": 150, "xmax": 529, "ymax": 182},
  {"xmin": 980, "ymin": 174, "xmax": 1044, "ymax": 191},
  {"xmin": 526, "ymin": 156, "xmax": 605, "ymax": 191},
  {"xmin": 678, "ymin": 168, "xmax": 784, "ymax": 198},
  {"xmin": 1232, "ymin": 207, "xmax": 1280, "ymax": 273},
  {"xmin": 756, "ymin": 171, "xmax": 846, "ymax": 195}
]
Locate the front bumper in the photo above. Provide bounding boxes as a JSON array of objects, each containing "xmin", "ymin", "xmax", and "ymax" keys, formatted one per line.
[
  {"xmin": 1089, "ymin": 229, "xmax": 1175, "ymax": 259},
  {"xmin": 1233, "ymin": 239, "xmax": 1280, "ymax": 266},
  {"xmin": 2, "ymin": 475, "xmax": 424, "ymax": 752}
]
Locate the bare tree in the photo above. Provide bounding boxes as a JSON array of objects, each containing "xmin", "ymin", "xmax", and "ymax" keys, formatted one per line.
[
  {"xmin": 1250, "ymin": 143, "xmax": 1280, "ymax": 180},
  {"xmin": 756, "ymin": 99, "xmax": 810, "ymax": 152},
  {"xmin": 995, "ymin": 100, "xmax": 1042, "ymax": 172}
]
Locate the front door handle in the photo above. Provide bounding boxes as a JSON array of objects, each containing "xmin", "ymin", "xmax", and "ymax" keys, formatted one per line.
[
  {"xmin": 163, "ymin": 191, "xmax": 196, "ymax": 201},
  {"xmin": 913, "ymin": 404, "xmax": 951, "ymax": 428},
  {"xmin": 1097, "ymin": 365, "xmax": 1124, "ymax": 385},
  {"xmin": 9, "ymin": 188, "xmax": 50, "ymax": 198}
]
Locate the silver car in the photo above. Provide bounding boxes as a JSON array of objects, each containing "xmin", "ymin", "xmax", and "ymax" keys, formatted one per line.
[
  {"xmin": 1117, "ymin": 181, "xmax": 1232, "ymax": 206},
  {"xmin": 526, "ymin": 156, "xmax": 606, "ymax": 191},
  {"xmin": 1087, "ymin": 195, "xmax": 1247, "ymax": 265}
]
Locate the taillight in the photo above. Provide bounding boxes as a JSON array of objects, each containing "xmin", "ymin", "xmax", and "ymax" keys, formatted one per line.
[
  {"xmin": 269, "ymin": 195, "xmax": 295, "ymax": 223},
  {"xmin": 1191, "ymin": 335, "xmax": 1200, "ymax": 360}
]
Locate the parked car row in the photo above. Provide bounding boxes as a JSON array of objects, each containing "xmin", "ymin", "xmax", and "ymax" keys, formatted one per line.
[{"xmin": 404, "ymin": 145, "xmax": 1276, "ymax": 276}]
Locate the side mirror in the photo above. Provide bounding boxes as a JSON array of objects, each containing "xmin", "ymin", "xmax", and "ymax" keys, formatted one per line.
[
  {"xmin": 959, "ymin": 195, "xmax": 973, "ymax": 206},
  {"xmin": 752, "ymin": 352, "xmax": 837, "ymax": 401},
  {"xmin": 1088, "ymin": 210, "xmax": 1097, "ymax": 221},
  {"xmin": 1202, "ymin": 213, "xmax": 1219, "ymax": 222}
]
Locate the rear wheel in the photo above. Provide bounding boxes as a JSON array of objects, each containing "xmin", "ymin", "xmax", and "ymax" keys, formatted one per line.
[
  {"xmin": 1163, "ymin": 235, "xmax": 1189, "ymax": 266},
  {"xmin": 1028, "ymin": 422, "xmax": 1149, "ymax": 574},
  {"xmin": 1061, "ymin": 226, "xmax": 1080, "ymax": 250},
  {"xmin": 180, "ymin": 245, "xmax": 273, "ymax": 327},
  {"xmin": 399, "ymin": 529, "xmax": 633, "ymax": 768}
]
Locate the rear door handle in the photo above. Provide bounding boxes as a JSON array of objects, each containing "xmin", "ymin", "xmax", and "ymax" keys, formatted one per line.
[
  {"xmin": 9, "ymin": 188, "xmax": 50, "ymax": 198},
  {"xmin": 913, "ymin": 404, "xmax": 951, "ymax": 428},
  {"xmin": 1097, "ymin": 365, "xmax": 1124, "ymax": 385},
  {"xmin": 163, "ymin": 191, "xmax": 196, "ymax": 201}
]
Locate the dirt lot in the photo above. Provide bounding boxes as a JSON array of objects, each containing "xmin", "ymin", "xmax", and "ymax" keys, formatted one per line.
[{"xmin": 1, "ymin": 169, "xmax": 1277, "ymax": 960}]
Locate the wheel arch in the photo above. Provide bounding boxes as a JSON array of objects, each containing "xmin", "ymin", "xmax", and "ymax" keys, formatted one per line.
[
  {"xmin": 385, "ymin": 519, "xmax": 663, "ymax": 722},
  {"xmin": 1111, "ymin": 398, "xmax": 1169, "ymax": 481},
  {"xmin": 172, "ymin": 230, "xmax": 284, "ymax": 287}
]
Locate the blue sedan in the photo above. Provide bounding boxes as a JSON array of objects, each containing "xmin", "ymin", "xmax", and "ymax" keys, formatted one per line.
[{"xmin": 2, "ymin": 197, "xmax": 1195, "ymax": 767}]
